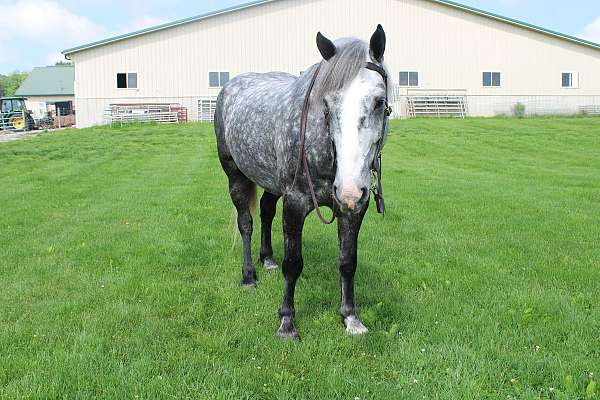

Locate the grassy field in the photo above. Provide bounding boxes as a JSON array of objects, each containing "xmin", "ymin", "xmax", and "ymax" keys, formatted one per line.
[{"xmin": 1, "ymin": 118, "xmax": 599, "ymax": 399}]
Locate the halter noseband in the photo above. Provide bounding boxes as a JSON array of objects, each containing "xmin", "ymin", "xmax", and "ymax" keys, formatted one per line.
[{"xmin": 298, "ymin": 61, "xmax": 391, "ymax": 224}]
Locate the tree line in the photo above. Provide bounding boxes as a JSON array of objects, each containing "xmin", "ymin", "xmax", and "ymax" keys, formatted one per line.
[{"xmin": 0, "ymin": 72, "xmax": 29, "ymax": 98}]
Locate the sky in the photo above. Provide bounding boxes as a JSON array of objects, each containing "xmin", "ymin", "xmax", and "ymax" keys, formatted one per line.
[{"xmin": 1, "ymin": 0, "xmax": 599, "ymax": 75}]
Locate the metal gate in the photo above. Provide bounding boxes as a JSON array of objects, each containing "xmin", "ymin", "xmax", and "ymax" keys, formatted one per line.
[
  {"xmin": 407, "ymin": 89, "xmax": 468, "ymax": 118},
  {"xmin": 0, "ymin": 110, "xmax": 28, "ymax": 132},
  {"xmin": 103, "ymin": 103, "xmax": 187, "ymax": 126},
  {"xmin": 198, "ymin": 97, "xmax": 217, "ymax": 122}
]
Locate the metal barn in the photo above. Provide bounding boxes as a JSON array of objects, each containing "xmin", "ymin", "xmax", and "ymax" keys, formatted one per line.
[
  {"xmin": 62, "ymin": 0, "xmax": 600, "ymax": 128},
  {"xmin": 15, "ymin": 66, "xmax": 75, "ymax": 120}
]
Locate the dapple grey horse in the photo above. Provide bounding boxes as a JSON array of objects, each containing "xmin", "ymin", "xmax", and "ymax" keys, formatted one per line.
[{"xmin": 215, "ymin": 25, "xmax": 391, "ymax": 339}]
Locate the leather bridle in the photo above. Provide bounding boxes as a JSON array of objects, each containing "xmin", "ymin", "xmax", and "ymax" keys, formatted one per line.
[
  {"xmin": 364, "ymin": 61, "xmax": 392, "ymax": 215},
  {"xmin": 299, "ymin": 61, "xmax": 392, "ymax": 225}
]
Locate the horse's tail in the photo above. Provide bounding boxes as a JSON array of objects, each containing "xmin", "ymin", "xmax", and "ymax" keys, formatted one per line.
[{"xmin": 229, "ymin": 184, "xmax": 258, "ymax": 248}]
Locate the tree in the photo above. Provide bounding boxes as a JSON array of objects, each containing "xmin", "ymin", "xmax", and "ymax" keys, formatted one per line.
[
  {"xmin": 0, "ymin": 72, "xmax": 29, "ymax": 97},
  {"xmin": 55, "ymin": 61, "xmax": 73, "ymax": 66}
]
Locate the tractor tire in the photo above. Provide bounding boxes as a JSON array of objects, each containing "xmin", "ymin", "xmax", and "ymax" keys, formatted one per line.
[{"xmin": 8, "ymin": 115, "xmax": 26, "ymax": 131}]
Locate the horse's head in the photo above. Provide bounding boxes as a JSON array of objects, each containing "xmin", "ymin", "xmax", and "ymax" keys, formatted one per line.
[{"xmin": 316, "ymin": 26, "xmax": 390, "ymax": 214}]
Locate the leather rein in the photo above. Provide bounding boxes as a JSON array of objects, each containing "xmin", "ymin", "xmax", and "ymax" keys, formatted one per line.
[{"xmin": 298, "ymin": 61, "xmax": 391, "ymax": 225}]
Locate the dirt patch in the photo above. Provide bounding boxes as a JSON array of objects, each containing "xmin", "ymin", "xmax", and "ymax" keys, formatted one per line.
[{"xmin": 0, "ymin": 129, "xmax": 65, "ymax": 143}]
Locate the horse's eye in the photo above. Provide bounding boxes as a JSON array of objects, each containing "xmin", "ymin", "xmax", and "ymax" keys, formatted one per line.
[{"xmin": 374, "ymin": 98, "xmax": 386, "ymax": 110}]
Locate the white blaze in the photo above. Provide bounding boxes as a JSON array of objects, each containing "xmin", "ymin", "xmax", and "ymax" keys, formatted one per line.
[{"xmin": 335, "ymin": 69, "xmax": 383, "ymax": 210}]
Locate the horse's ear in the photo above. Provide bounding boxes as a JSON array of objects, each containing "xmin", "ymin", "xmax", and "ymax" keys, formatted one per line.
[
  {"xmin": 369, "ymin": 24, "xmax": 386, "ymax": 62},
  {"xmin": 316, "ymin": 32, "xmax": 336, "ymax": 61}
]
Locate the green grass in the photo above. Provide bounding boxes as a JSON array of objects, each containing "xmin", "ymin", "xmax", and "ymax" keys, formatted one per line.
[{"xmin": 1, "ymin": 118, "xmax": 599, "ymax": 399}]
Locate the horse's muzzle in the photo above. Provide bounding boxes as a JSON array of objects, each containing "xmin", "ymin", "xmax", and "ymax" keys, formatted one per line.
[{"xmin": 333, "ymin": 185, "xmax": 369, "ymax": 214}]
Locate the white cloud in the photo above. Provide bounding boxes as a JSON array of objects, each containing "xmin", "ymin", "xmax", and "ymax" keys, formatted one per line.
[
  {"xmin": 46, "ymin": 51, "xmax": 70, "ymax": 65},
  {"xmin": 581, "ymin": 17, "xmax": 600, "ymax": 43},
  {"xmin": 0, "ymin": 0, "xmax": 165, "ymax": 45},
  {"xmin": 0, "ymin": 1, "xmax": 165, "ymax": 72},
  {"xmin": 1, "ymin": 0, "xmax": 106, "ymax": 46}
]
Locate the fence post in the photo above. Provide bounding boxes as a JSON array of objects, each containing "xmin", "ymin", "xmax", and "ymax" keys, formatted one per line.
[{"xmin": 57, "ymin": 107, "xmax": 61, "ymax": 129}]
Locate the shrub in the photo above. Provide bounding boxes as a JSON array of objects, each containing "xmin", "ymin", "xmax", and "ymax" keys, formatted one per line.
[{"xmin": 512, "ymin": 102, "xmax": 526, "ymax": 118}]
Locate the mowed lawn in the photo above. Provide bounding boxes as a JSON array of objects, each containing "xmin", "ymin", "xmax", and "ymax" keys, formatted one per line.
[{"xmin": 1, "ymin": 118, "xmax": 599, "ymax": 399}]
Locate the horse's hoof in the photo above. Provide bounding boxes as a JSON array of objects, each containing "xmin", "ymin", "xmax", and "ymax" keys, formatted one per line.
[
  {"xmin": 262, "ymin": 257, "xmax": 279, "ymax": 272},
  {"xmin": 241, "ymin": 278, "xmax": 257, "ymax": 288},
  {"xmin": 344, "ymin": 316, "xmax": 369, "ymax": 335},
  {"xmin": 277, "ymin": 317, "xmax": 300, "ymax": 340}
]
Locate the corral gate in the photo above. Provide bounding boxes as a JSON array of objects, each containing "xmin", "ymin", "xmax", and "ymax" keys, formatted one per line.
[
  {"xmin": 406, "ymin": 89, "xmax": 468, "ymax": 118},
  {"xmin": 198, "ymin": 97, "xmax": 217, "ymax": 122}
]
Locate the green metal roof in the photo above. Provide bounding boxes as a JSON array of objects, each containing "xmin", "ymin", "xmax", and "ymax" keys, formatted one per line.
[
  {"xmin": 15, "ymin": 66, "xmax": 74, "ymax": 97},
  {"xmin": 62, "ymin": 0, "xmax": 600, "ymax": 55}
]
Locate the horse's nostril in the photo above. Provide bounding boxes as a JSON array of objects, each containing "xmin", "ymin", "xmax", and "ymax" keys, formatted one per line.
[
  {"xmin": 359, "ymin": 187, "xmax": 369, "ymax": 204},
  {"xmin": 333, "ymin": 185, "xmax": 341, "ymax": 202}
]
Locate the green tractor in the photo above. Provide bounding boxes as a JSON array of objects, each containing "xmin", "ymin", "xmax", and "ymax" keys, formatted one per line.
[{"xmin": 1, "ymin": 97, "xmax": 36, "ymax": 132}]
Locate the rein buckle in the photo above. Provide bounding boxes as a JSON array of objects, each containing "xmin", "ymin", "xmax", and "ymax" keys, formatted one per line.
[{"xmin": 385, "ymin": 105, "xmax": 393, "ymax": 117}]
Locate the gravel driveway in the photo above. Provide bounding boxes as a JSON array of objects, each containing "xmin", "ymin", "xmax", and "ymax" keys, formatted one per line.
[{"xmin": 0, "ymin": 129, "xmax": 64, "ymax": 143}]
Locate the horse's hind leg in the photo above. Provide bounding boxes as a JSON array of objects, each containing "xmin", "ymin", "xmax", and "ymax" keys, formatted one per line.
[
  {"xmin": 227, "ymin": 169, "xmax": 258, "ymax": 287},
  {"xmin": 215, "ymin": 106, "xmax": 257, "ymax": 287},
  {"xmin": 259, "ymin": 192, "xmax": 280, "ymax": 271}
]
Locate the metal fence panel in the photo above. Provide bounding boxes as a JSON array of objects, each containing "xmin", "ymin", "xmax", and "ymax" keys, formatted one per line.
[
  {"xmin": 0, "ymin": 111, "xmax": 28, "ymax": 132},
  {"xmin": 103, "ymin": 103, "xmax": 187, "ymax": 126},
  {"xmin": 198, "ymin": 97, "xmax": 217, "ymax": 122}
]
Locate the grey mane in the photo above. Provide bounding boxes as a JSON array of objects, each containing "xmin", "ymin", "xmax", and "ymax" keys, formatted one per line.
[{"xmin": 312, "ymin": 38, "xmax": 369, "ymax": 101}]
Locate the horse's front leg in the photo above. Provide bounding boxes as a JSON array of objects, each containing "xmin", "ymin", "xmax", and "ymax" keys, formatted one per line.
[
  {"xmin": 338, "ymin": 206, "xmax": 369, "ymax": 335},
  {"xmin": 277, "ymin": 193, "xmax": 309, "ymax": 340}
]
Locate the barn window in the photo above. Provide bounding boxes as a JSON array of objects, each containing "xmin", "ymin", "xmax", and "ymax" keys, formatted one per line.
[
  {"xmin": 117, "ymin": 73, "xmax": 138, "ymax": 89},
  {"xmin": 127, "ymin": 73, "xmax": 138, "ymax": 89},
  {"xmin": 562, "ymin": 72, "xmax": 579, "ymax": 88},
  {"xmin": 117, "ymin": 73, "xmax": 127, "ymax": 88},
  {"xmin": 483, "ymin": 72, "xmax": 501, "ymax": 87},
  {"xmin": 399, "ymin": 71, "xmax": 419, "ymax": 87},
  {"xmin": 220, "ymin": 72, "xmax": 230, "ymax": 86},
  {"xmin": 209, "ymin": 71, "xmax": 230, "ymax": 88}
]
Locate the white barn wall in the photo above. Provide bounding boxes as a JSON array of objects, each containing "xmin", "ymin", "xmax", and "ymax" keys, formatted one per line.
[{"xmin": 68, "ymin": 0, "xmax": 600, "ymax": 127}]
